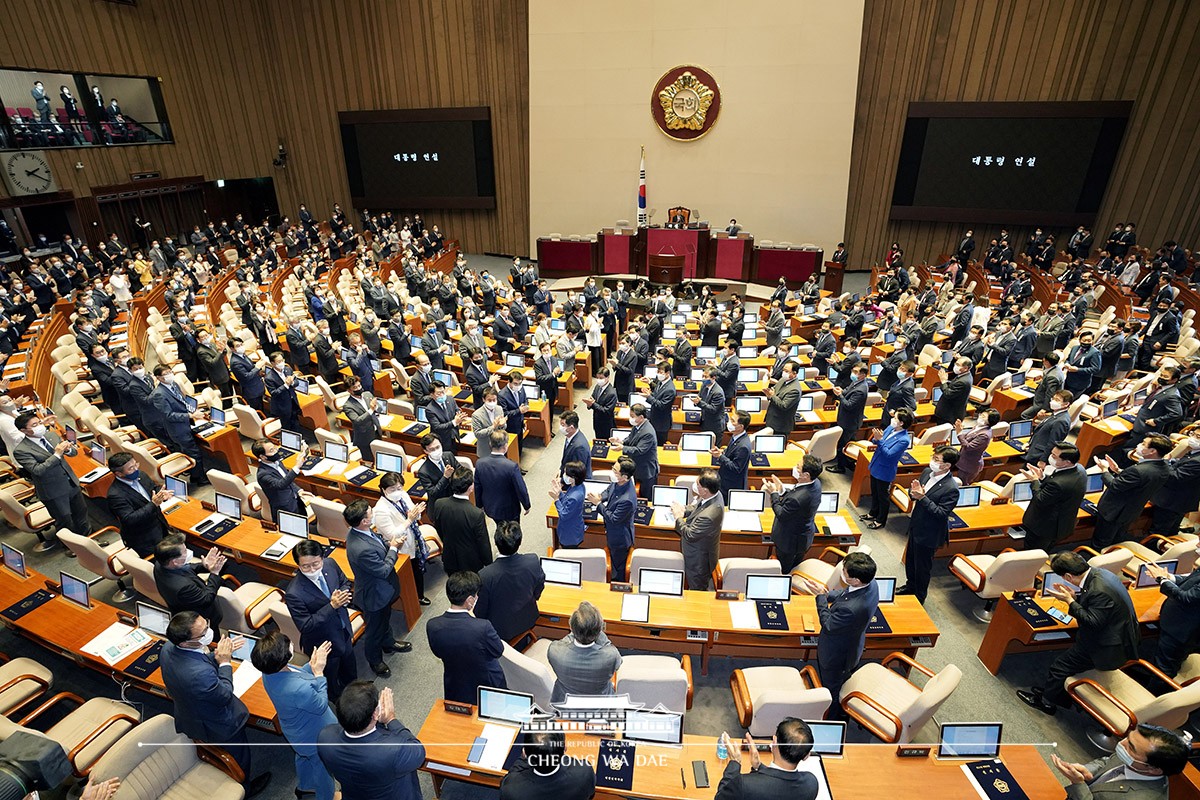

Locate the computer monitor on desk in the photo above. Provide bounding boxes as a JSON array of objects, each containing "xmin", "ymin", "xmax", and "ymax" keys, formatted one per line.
[
  {"xmin": 754, "ymin": 435, "xmax": 786, "ymax": 454},
  {"xmin": 937, "ymin": 722, "xmax": 1002, "ymax": 759},
  {"xmin": 540, "ymin": 557, "xmax": 582, "ymax": 587},
  {"xmin": 745, "ymin": 574, "xmax": 792, "ymax": 602},
  {"xmin": 638, "ymin": 568, "xmax": 684, "ymax": 597},
  {"xmin": 652, "ymin": 486, "xmax": 689, "ymax": 508}
]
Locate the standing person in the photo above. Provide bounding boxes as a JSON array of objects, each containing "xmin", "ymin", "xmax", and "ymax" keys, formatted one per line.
[
  {"xmin": 344, "ymin": 500, "xmax": 412, "ymax": 678},
  {"xmin": 430, "ymin": 466, "xmax": 494, "ymax": 574},
  {"xmin": 105, "ymin": 452, "xmax": 170, "ymax": 557},
  {"xmin": 585, "ymin": 458, "xmax": 637, "ymax": 581},
  {"xmin": 668, "ymin": 470, "xmax": 725, "ymax": 591},
  {"xmin": 159, "ymin": 611, "xmax": 272, "ymax": 796},
  {"xmin": 862, "ymin": 409, "xmax": 914, "ymax": 529},
  {"xmin": 499, "ymin": 731, "xmax": 596, "ymax": 800},
  {"xmin": 195, "ymin": 330, "xmax": 232, "ymax": 400},
  {"xmin": 416, "ymin": 433, "xmax": 465, "ymax": 506},
  {"xmin": 899, "ymin": 446, "xmax": 960, "ymax": 604},
  {"xmin": 1024, "ymin": 391, "xmax": 1073, "ymax": 466},
  {"xmin": 475, "ymin": 522, "xmax": 546, "ymax": 644},
  {"xmin": 154, "ymin": 535, "xmax": 227, "ymax": 637},
  {"xmin": 471, "ymin": 388, "xmax": 508, "ymax": 459},
  {"xmin": 933, "ymin": 357, "xmax": 973, "ymax": 425},
  {"xmin": 828, "ymin": 363, "xmax": 869, "ymax": 474},
  {"xmin": 499, "ymin": 370, "xmax": 530, "ymax": 457},
  {"xmin": 12, "ymin": 411, "xmax": 91, "ymax": 541},
  {"xmin": 762, "ymin": 455, "xmax": 824, "ymax": 573},
  {"xmin": 546, "ymin": 602, "xmax": 622, "ymax": 702},
  {"xmin": 883, "ymin": 360, "xmax": 917, "ymax": 416},
  {"xmin": 645, "ymin": 361, "xmax": 676, "ymax": 445},
  {"xmin": 1017, "ymin": 551, "xmax": 1140, "ymax": 716},
  {"xmin": 1092, "ymin": 436, "xmax": 1172, "ymax": 548},
  {"xmin": 559, "ymin": 411, "xmax": 592, "ymax": 477},
  {"xmin": 954, "ymin": 409, "xmax": 999, "ymax": 484},
  {"xmin": 255, "ymin": 634, "xmax": 336, "ymax": 800},
  {"xmin": 1062, "ymin": 330, "xmax": 1102, "ymax": 398},
  {"xmin": 1021, "ymin": 353, "xmax": 1065, "ymax": 420},
  {"xmin": 798, "ymin": 552, "xmax": 880, "ymax": 707},
  {"xmin": 610, "ymin": 404, "xmax": 658, "ymax": 499},
  {"xmin": 342, "ymin": 376, "xmax": 385, "ymax": 460},
  {"xmin": 715, "ymin": 721, "xmax": 819, "ymax": 800},
  {"xmin": 763, "ymin": 360, "xmax": 802, "ymax": 435},
  {"xmin": 372, "ymin": 472, "xmax": 430, "ymax": 606},
  {"xmin": 148, "ymin": 365, "xmax": 208, "ymax": 485},
  {"xmin": 229, "ymin": 339, "xmax": 266, "ymax": 410},
  {"xmin": 712, "ymin": 410, "xmax": 752, "ymax": 499},
  {"xmin": 317, "ymin": 682, "xmax": 425, "ymax": 800},
  {"xmin": 549, "ymin": 461, "xmax": 588, "ymax": 549},
  {"xmin": 1018, "ymin": 444, "xmax": 1087, "ymax": 553},
  {"xmin": 1148, "ymin": 434, "xmax": 1200, "ymax": 537},
  {"xmin": 284, "ymin": 539, "xmax": 359, "ymax": 700},
  {"xmin": 252, "ymin": 438, "xmax": 309, "ymax": 522},
  {"xmin": 696, "ymin": 364, "xmax": 728, "ymax": 436},
  {"xmin": 266, "ymin": 352, "xmax": 302, "ymax": 433},
  {"xmin": 582, "ymin": 367, "xmax": 617, "ymax": 440},
  {"xmin": 474, "ymin": 430, "xmax": 532, "ymax": 528},
  {"xmin": 424, "ymin": 380, "xmax": 468, "ymax": 456},
  {"xmin": 426, "ymin": 571, "xmax": 507, "ymax": 703}
]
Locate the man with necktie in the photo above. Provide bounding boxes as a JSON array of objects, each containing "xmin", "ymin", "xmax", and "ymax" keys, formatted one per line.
[
  {"xmin": 763, "ymin": 455, "xmax": 824, "ymax": 573},
  {"xmin": 106, "ymin": 452, "xmax": 170, "ymax": 557},
  {"xmin": 1092, "ymin": 436, "xmax": 1172, "ymax": 548},
  {"xmin": 12, "ymin": 411, "xmax": 91, "ymax": 542},
  {"xmin": 669, "ymin": 470, "xmax": 725, "ymax": 591},
  {"xmin": 285, "ymin": 539, "xmax": 358, "ymax": 699},
  {"xmin": 829, "ymin": 363, "xmax": 869, "ymax": 474},
  {"xmin": 229, "ymin": 339, "xmax": 266, "ymax": 411},
  {"xmin": 499, "ymin": 370, "xmax": 531, "ymax": 459},
  {"xmin": 713, "ymin": 410, "xmax": 752, "ymax": 500},
  {"xmin": 252, "ymin": 438, "xmax": 310, "ymax": 522},
  {"xmin": 811, "ymin": 323, "xmax": 836, "ymax": 375},
  {"xmin": 611, "ymin": 404, "xmax": 659, "ymax": 499},
  {"xmin": 345, "ymin": 500, "xmax": 412, "ymax": 677},
  {"xmin": 763, "ymin": 360, "xmax": 802, "ymax": 435},
  {"xmin": 696, "ymin": 364, "xmax": 728, "ymax": 436},
  {"xmin": 586, "ymin": 458, "xmax": 637, "ymax": 582},
  {"xmin": 1063, "ymin": 330, "xmax": 1102, "ymax": 397},
  {"xmin": 559, "ymin": 411, "xmax": 592, "ymax": 478},
  {"xmin": 899, "ymin": 446, "xmax": 960, "ymax": 604},
  {"xmin": 149, "ymin": 365, "xmax": 208, "ymax": 485},
  {"xmin": 1052, "ymin": 726, "xmax": 1186, "ymax": 800},
  {"xmin": 798, "ymin": 551, "xmax": 880, "ymax": 709}
]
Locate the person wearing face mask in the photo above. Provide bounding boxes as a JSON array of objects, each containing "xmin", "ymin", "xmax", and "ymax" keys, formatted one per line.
[
  {"xmin": 898, "ymin": 445, "xmax": 960, "ymax": 603},
  {"xmin": 284, "ymin": 539, "xmax": 358, "ymax": 700},
  {"xmin": 583, "ymin": 366, "xmax": 618, "ymax": 439},
  {"xmin": 470, "ymin": 387, "xmax": 508, "ymax": 458},
  {"xmin": 828, "ymin": 363, "xmax": 870, "ymax": 474},
  {"xmin": 763, "ymin": 360, "xmax": 802, "ymax": 435},
  {"xmin": 1092, "ymin": 435, "xmax": 1173, "ymax": 549},
  {"xmin": 1021, "ymin": 352, "xmax": 1065, "ymax": 420},
  {"xmin": 712, "ymin": 410, "xmax": 752, "ymax": 500},
  {"xmin": 1025, "ymin": 390, "xmax": 1073, "ymax": 466},
  {"xmin": 1053, "ymin": 724, "xmax": 1186, "ymax": 800},
  {"xmin": 416, "ymin": 433, "xmax": 465, "ymax": 505},
  {"xmin": 762, "ymin": 455, "xmax": 825, "ymax": 572},
  {"xmin": 345, "ymin": 499, "xmax": 414, "ymax": 678},
  {"xmin": 798, "ymin": 551, "xmax": 881, "ymax": 711},
  {"xmin": 427, "ymin": 570, "xmax": 507, "ymax": 705},
  {"xmin": 828, "ymin": 337, "xmax": 861, "ymax": 390},
  {"xmin": 154, "ymin": 534, "xmax": 228, "ymax": 638},
  {"xmin": 409, "ymin": 353, "xmax": 435, "ymax": 408},
  {"xmin": 252, "ymin": 438, "xmax": 311, "ymax": 522},
  {"xmin": 933, "ymin": 356, "xmax": 974, "ymax": 426},
  {"xmin": 475, "ymin": 429, "xmax": 531, "ymax": 527},
  {"xmin": 1147, "ymin": 434, "xmax": 1200, "ymax": 538},
  {"xmin": 611, "ymin": 404, "xmax": 659, "ymax": 500},
  {"xmin": 264, "ymin": 351, "xmax": 303, "ymax": 433},
  {"xmin": 159, "ymin": 610, "xmax": 272, "ymax": 796},
  {"xmin": 12, "ymin": 410, "xmax": 90, "ymax": 541},
  {"xmin": 475, "ymin": 521, "xmax": 546, "ymax": 646},
  {"xmin": 610, "ymin": 335, "xmax": 639, "ymax": 404},
  {"xmin": 810, "ymin": 323, "xmax": 836, "ymax": 375},
  {"xmin": 954, "ymin": 409, "xmax": 999, "ymax": 484},
  {"xmin": 255, "ymin": 632, "xmax": 337, "ymax": 800},
  {"xmin": 372, "ymin": 471, "xmax": 430, "ymax": 606},
  {"xmin": 105, "ymin": 451, "xmax": 171, "ymax": 557},
  {"xmin": 1063, "ymin": 330, "xmax": 1102, "ymax": 397},
  {"xmin": 669, "ymin": 470, "xmax": 725, "ymax": 591},
  {"xmin": 229, "ymin": 338, "xmax": 266, "ymax": 411},
  {"xmin": 343, "ymin": 375, "xmax": 386, "ymax": 458},
  {"xmin": 585, "ymin": 458, "xmax": 637, "ymax": 581},
  {"xmin": 883, "ymin": 360, "xmax": 917, "ymax": 417},
  {"xmin": 550, "ymin": 461, "xmax": 588, "ymax": 549},
  {"xmin": 1120, "ymin": 366, "xmax": 1184, "ymax": 465},
  {"xmin": 862, "ymin": 409, "xmax": 915, "ymax": 529},
  {"xmin": 1018, "ymin": 443, "xmax": 1087, "ymax": 553},
  {"xmin": 149, "ymin": 365, "xmax": 209, "ymax": 485},
  {"xmin": 1018, "ymin": 550, "xmax": 1141, "ymax": 716},
  {"xmin": 645, "ymin": 361, "xmax": 676, "ymax": 445},
  {"xmin": 556, "ymin": 411, "xmax": 592, "ymax": 477},
  {"xmin": 499, "ymin": 370, "xmax": 532, "ymax": 460}
]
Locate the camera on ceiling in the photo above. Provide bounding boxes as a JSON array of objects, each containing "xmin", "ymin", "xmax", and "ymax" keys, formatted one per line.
[{"xmin": 272, "ymin": 143, "xmax": 288, "ymax": 168}]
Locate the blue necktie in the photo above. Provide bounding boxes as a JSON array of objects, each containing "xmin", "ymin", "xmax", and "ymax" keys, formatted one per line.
[{"xmin": 315, "ymin": 571, "xmax": 330, "ymax": 597}]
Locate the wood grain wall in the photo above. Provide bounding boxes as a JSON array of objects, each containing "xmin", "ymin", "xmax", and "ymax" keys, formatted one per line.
[
  {"xmin": 843, "ymin": 0, "xmax": 1200, "ymax": 269},
  {"xmin": 0, "ymin": 0, "xmax": 529, "ymax": 255}
]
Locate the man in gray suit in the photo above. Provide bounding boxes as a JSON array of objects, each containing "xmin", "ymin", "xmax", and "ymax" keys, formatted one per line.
[
  {"xmin": 670, "ymin": 470, "xmax": 724, "ymax": 591},
  {"xmin": 763, "ymin": 360, "xmax": 801, "ymax": 434},
  {"xmin": 471, "ymin": 387, "xmax": 508, "ymax": 458},
  {"xmin": 1052, "ymin": 724, "xmax": 1187, "ymax": 800},
  {"xmin": 611, "ymin": 404, "xmax": 658, "ymax": 499},
  {"xmin": 12, "ymin": 411, "xmax": 90, "ymax": 540},
  {"xmin": 546, "ymin": 601, "xmax": 622, "ymax": 703}
]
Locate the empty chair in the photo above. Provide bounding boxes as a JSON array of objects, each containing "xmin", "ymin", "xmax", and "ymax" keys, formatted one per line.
[
  {"xmin": 730, "ymin": 665, "xmax": 833, "ymax": 737},
  {"xmin": 0, "ymin": 694, "xmax": 140, "ymax": 777},
  {"xmin": 948, "ymin": 548, "xmax": 1048, "ymax": 621},
  {"xmin": 231, "ymin": 403, "xmax": 281, "ymax": 440},
  {"xmin": 119, "ymin": 552, "xmax": 168, "ymax": 606},
  {"xmin": 616, "ymin": 654, "xmax": 693, "ymax": 713},
  {"xmin": 122, "ymin": 439, "xmax": 195, "ymax": 481},
  {"xmin": 0, "ymin": 655, "xmax": 52, "ymax": 715},
  {"xmin": 801, "ymin": 426, "xmax": 843, "ymax": 464},
  {"xmin": 88, "ymin": 714, "xmax": 246, "ymax": 799},
  {"xmin": 206, "ymin": 470, "xmax": 262, "ymax": 518},
  {"xmin": 839, "ymin": 653, "xmax": 962, "ymax": 743},
  {"xmin": 0, "ymin": 483, "xmax": 55, "ymax": 548},
  {"xmin": 314, "ymin": 375, "xmax": 348, "ymax": 413},
  {"xmin": 499, "ymin": 641, "xmax": 556, "ymax": 711},
  {"xmin": 370, "ymin": 439, "xmax": 409, "ymax": 470},
  {"xmin": 1066, "ymin": 660, "xmax": 1200, "ymax": 751},
  {"xmin": 550, "ymin": 547, "xmax": 609, "ymax": 583},
  {"xmin": 1112, "ymin": 535, "xmax": 1199, "ymax": 575},
  {"xmin": 628, "ymin": 549, "xmax": 685, "ymax": 581},
  {"xmin": 791, "ymin": 545, "xmax": 872, "ymax": 595},
  {"xmin": 915, "ymin": 423, "xmax": 952, "ymax": 446},
  {"xmin": 309, "ymin": 496, "xmax": 350, "ymax": 542},
  {"xmin": 713, "ymin": 558, "xmax": 782, "ymax": 594},
  {"xmin": 58, "ymin": 528, "xmax": 137, "ymax": 602},
  {"xmin": 217, "ymin": 582, "xmax": 284, "ymax": 635},
  {"xmin": 1075, "ymin": 545, "xmax": 1134, "ymax": 577}
]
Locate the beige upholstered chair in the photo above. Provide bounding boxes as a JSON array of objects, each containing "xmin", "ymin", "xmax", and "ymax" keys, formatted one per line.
[
  {"xmin": 309, "ymin": 496, "xmax": 350, "ymax": 542},
  {"xmin": 731, "ymin": 665, "xmax": 832, "ymax": 737},
  {"xmin": 217, "ymin": 583, "xmax": 283, "ymax": 635},
  {"xmin": 551, "ymin": 548, "xmax": 609, "ymax": 583},
  {"xmin": 123, "ymin": 439, "xmax": 195, "ymax": 480},
  {"xmin": 840, "ymin": 653, "xmax": 962, "ymax": 743},
  {"xmin": 948, "ymin": 548, "xmax": 1049, "ymax": 621},
  {"xmin": 1066, "ymin": 660, "xmax": 1200, "ymax": 751},
  {"xmin": 207, "ymin": 469, "xmax": 262, "ymax": 517},
  {"xmin": 88, "ymin": 714, "xmax": 246, "ymax": 799},
  {"xmin": 616, "ymin": 655, "xmax": 693, "ymax": 714},
  {"xmin": 713, "ymin": 558, "xmax": 782, "ymax": 594},
  {"xmin": 0, "ymin": 694, "xmax": 140, "ymax": 777},
  {"xmin": 119, "ymin": 553, "xmax": 168, "ymax": 606},
  {"xmin": 1074, "ymin": 545, "xmax": 1134, "ymax": 577},
  {"xmin": 58, "ymin": 528, "xmax": 137, "ymax": 603},
  {"xmin": 0, "ymin": 655, "xmax": 52, "ymax": 715},
  {"xmin": 628, "ymin": 549, "xmax": 685, "ymax": 584},
  {"xmin": 1111, "ymin": 534, "xmax": 1198, "ymax": 575},
  {"xmin": 1176, "ymin": 654, "xmax": 1200, "ymax": 686},
  {"xmin": 499, "ymin": 641, "xmax": 555, "ymax": 711},
  {"xmin": 801, "ymin": 427, "xmax": 843, "ymax": 463},
  {"xmin": 916, "ymin": 423, "xmax": 952, "ymax": 446},
  {"xmin": 231, "ymin": 403, "xmax": 281, "ymax": 440}
]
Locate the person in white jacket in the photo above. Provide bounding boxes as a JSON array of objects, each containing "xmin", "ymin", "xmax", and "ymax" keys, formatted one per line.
[{"xmin": 372, "ymin": 471, "xmax": 431, "ymax": 605}]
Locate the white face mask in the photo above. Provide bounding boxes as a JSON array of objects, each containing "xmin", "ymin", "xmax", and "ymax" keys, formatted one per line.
[
  {"xmin": 161, "ymin": 374, "xmax": 175, "ymax": 385},
  {"xmin": 133, "ymin": 368, "xmax": 146, "ymax": 378},
  {"xmin": 562, "ymin": 475, "xmax": 574, "ymax": 486},
  {"xmin": 1049, "ymin": 401, "xmax": 1065, "ymax": 411},
  {"xmin": 931, "ymin": 460, "xmax": 948, "ymax": 474},
  {"xmin": 195, "ymin": 628, "xmax": 214, "ymax": 648},
  {"xmin": 384, "ymin": 488, "xmax": 404, "ymax": 503},
  {"xmin": 727, "ymin": 421, "xmax": 737, "ymax": 432},
  {"xmin": 890, "ymin": 418, "xmax": 903, "ymax": 430},
  {"xmin": 1189, "ymin": 437, "xmax": 1200, "ymax": 451},
  {"xmin": 428, "ymin": 446, "xmax": 443, "ymax": 461},
  {"xmin": 792, "ymin": 466, "xmax": 803, "ymax": 482},
  {"xmin": 484, "ymin": 401, "xmax": 498, "ymax": 412},
  {"xmin": 29, "ymin": 424, "xmax": 47, "ymax": 439}
]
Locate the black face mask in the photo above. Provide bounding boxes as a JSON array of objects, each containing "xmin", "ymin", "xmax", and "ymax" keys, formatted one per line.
[{"xmin": 264, "ymin": 452, "xmax": 283, "ymax": 462}]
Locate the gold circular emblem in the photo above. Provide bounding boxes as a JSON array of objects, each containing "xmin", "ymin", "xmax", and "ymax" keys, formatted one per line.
[{"xmin": 651, "ymin": 65, "xmax": 721, "ymax": 141}]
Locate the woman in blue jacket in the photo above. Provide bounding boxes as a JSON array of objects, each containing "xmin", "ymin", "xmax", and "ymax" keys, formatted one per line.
[
  {"xmin": 862, "ymin": 408, "xmax": 915, "ymax": 529},
  {"xmin": 551, "ymin": 460, "xmax": 589, "ymax": 548}
]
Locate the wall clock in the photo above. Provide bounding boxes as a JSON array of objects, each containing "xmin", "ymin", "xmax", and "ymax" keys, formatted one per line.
[{"xmin": 2, "ymin": 151, "xmax": 58, "ymax": 196}]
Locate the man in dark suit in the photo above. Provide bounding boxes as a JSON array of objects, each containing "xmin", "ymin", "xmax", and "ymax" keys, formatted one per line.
[
  {"xmin": 475, "ymin": 522, "xmax": 546, "ymax": 644},
  {"xmin": 345, "ymin": 500, "xmax": 412, "ymax": 677},
  {"xmin": 285, "ymin": 539, "xmax": 357, "ymax": 699},
  {"xmin": 427, "ymin": 571, "xmax": 507, "ymax": 703},
  {"xmin": 160, "ymin": 611, "xmax": 271, "ymax": 795},
  {"xmin": 1019, "ymin": 444, "xmax": 1087, "ymax": 553},
  {"xmin": 715, "ymin": 720, "xmax": 819, "ymax": 800},
  {"xmin": 1021, "ymin": 353, "xmax": 1065, "ymax": 419},
  {"xmin": 1024, "ymin": 390, "xmax": 1073, "ymax": 465},
  {"xmin": 955, "ymin": 229, "xmax": 975, "ymax": 263},
  {"xmin": 1018, "ymin": 551, "xmax": 1140, "ymax": 715},
  {"xmin": 430, "ymin": 466, "xmax": 493, "ymax": 574},
  {"xmin": 763, "ymin": 360, "xmax": 801, "ymax": 435},
  {"xmin": 762, "ymin": 455, "xmax": 824, "ymax": 573},
  {"xmin": 1144, "ymin": 548, "xmax": 1200, "ymax": 677},
  {"xmin": 610, "ymin": 338, "xmax": 638, "ymax": 403},
  {"xmin": 251, "ymin": 438, "xmax": 307, "ymax": 522},
  {"xmin": 11, "ymin": 411, "xmax": 91, "ymax": 541},
  {"xmin": 713, "ymin": 340, "xmax": 741, "ymax": 404},
  {"xmin": 982, "ymin": 319, "xmax": 1016, "ymax": 380},
  {"xmin": 474, "ymin": 430, "xmax": 531, "ymax": 525},
  {"xmin": 1120, "ymin": 367, "xmax": 1183, "ymax": 463},
  {"xmin": 1149, "ymin": 437, "xmax": 1200, "ymax": 537},
  {"xmin": 613, "ymin": 404, "xmax": 659, "ymax": 499},
  {"xmin": 713, "ymin": 410, "xmax": 752, "ymax": 499},
  {"xmin": 416, "ymin": 433, "xmax": 465, "ymax": 506},
  {"xmin": 149, "ymin": 366, "xmax": 208, "ymax": 484},
  {"xmin": 195, "ymin": 331, "xmax": 232, "ymax": 400},
  {"xmin": 499, "ymin": 370, "xmax": 530, "ymax": 456},
  {"xmin": 1140, "ymin": 300, "xmax": 1179, "ymax": 370},
  {"xmin": 586, "ymin": 458, "xmax": 638, "ymax": 582},
  {"xmin": 829, "ymin": 363, "xmax": 869, "ymax": 473},
  {"xmin": 318, "ymin": 682, "xmax": 424, "ymax": 800},
  {"xmin": 559, "ymin": 412, "xmax": 592, "ymax": 478},
  {"xmin": 899, "ymin": 446, "xmax": 960, "ymax": 604},
  {"xmin": 669, "ymin": 470, "xmax": 725, "ymax": 591},
  {"xmin": 1093, "ymin": 435, "xmax": 1172, "ymax": 547},
  {"xmin": 229, "ymin": 341, "xmax": 265, "ymax": 410},
  {"xmin": 154, "ymin": 534, "xmax": 227, "ymax": 638},
  {"xmin": 106, "ymin": 452, "xmax": 170, "ymax": 557},
  {"xmin": 499, "ymin": 731, "xmax": 596, "ymax": 800},
  {"xmin": 264, "ymin": 353, "xmax": 302, "ymax": 432},
  {"xmin": 933, "ymin": 357, "xmax": 973, "ymax": 425},
  {"xmin": 1063, "ymin": 330, "xmax": 1102, "ymax": 397},
  {"xmin": 645, "ymin": 361, "xmax": 676, "ymax": 445},
  {"xmin": 810, "ymin": 323, "xmax": 836, "ymax": 375},
  {"xmin": 696, "ymin": 364, "xmax": 728, "ymax": 436},
  {"xmin": 341, "ymin": 376, "xmax": 384, "ymax": 458},
  {"xmin": 799, "ymin": 552, "xmax": 880, "ymax": 708}
]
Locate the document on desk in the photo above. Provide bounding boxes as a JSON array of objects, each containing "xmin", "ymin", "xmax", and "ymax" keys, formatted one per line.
[
  {"xmin": 159, "ymin": 496, "xmax": 186, "ymax": 512},
  {"xmin": 323, "ymin": 460, "xmax": 347, "ymax": 477},
  {"xmin": 794, "ymin": 755, "xmax": 834, "ymax": 800},
  {"xmin": 820, "ymin": 515, "xmax": 852, "ymax": 539},
  {"xmin": 376, "ymin": 414, "xmax": 395, "ymax": 428},
  {"xmin": 299, "ymin": 458, "xmax": 332, "ymax": 476},
  {"xmin": 79, "ymin": 466, "xmax": 112, "ymax": 484},
  {"xmin": 81, "ymin": 622, "xmax": 153, "ymax": 666},
  {"xmin": 802, "ymin": 411, "xmax": 823, "ymax": 423},
  {"xmin": 472, "ymin": 723, "xmax": 519, "ymax": 771},
  {"xmin": 232, "ymin": 660, "xmax": 261, "ymax": 698},
  {"xmin": 678, "ymin": 451, "xmax": 699, "ymax": 466},
  {"xmin": 262, "ymin": 534, "xmax": 304, "ymax": 560},
  {"xmin": 728, "ymin": 600, "xmax": 760, "ymax": 630}
]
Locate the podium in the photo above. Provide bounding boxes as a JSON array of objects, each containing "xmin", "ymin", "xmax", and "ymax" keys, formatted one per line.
[
  {"xmin": 645, "ymin": 228, "xmax": 706, "ymax": 279},
  {"xmin": 649, "ymin": 253, "xmax": 685, "ymax": 285},
  {"xmin": 823, "ymin": 260, "xmax": 845, "ymax": 294},
  {"xmin": 710, "ymin": 232, "xmax": 753, "ymax": 280}
]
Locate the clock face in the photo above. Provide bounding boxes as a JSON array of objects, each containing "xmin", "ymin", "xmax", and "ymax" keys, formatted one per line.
[{"xmin": 3, "ymin": 151, "xmax": 55, "ymax": 196}]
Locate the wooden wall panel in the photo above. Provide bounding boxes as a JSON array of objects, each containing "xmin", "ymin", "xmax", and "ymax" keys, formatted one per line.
[
  {"xmin": 0, "ymin": 0, "xmax": 529, "ymax": 255},
  {"xmin": 844, "ymin": 0, "xmax": 1200, "ymax": 269}
]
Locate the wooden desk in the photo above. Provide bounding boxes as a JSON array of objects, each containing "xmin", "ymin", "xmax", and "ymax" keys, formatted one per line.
[
  {"xmin": 417, "ymin": 704, "xmax": 1061, "ymax": 800},
  {"xmin": 977, "ymin": 588, "xmax": 1164, "ymax": 675},
  {"xmin": 365, "ymin": 413, "xmax": 520, "ymax": 463},
  {"xmin": 1075, "ymin": 416, "xmax": 1133, "ymax": 464},
  {"xmin": 847, "ymin": 441, "xmax": 1025, "ymax": 507},
  {"xmin": 534, "ymin": 581, "xmax": 937, "ymax": 674},
  {"xmin": 990, "ymin": 388, "xmax": 1033, "ymax": 421},
  {"xmin": 165, "ymin": 497, "xmax": 422, "ymax": 629},
  {"xmin": 197, "ymin": 424, "xmax": 251, "ymax": 477},
  {"xmin": 0, "ymin": 565, "xmax": 280, "ymax": 733},
  {"xmin": 591, "ymin": 445, "xmax": 808, "ymax": 482},
  {"xmin": 296, "ymin": 390, "xmax": 328, "ymax": 431}
]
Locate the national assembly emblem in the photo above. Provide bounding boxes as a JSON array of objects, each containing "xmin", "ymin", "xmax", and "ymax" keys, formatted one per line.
[{"xmin": 652, "ymin": 66, "xmax": 721, "ymax": 141}]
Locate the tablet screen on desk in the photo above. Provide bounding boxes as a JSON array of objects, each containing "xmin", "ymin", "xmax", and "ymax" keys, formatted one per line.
[
  {"xmin": 505, "ymin": 354, "xmax": 526, "ymax": 369},
  {"xmin": 1007, "ymin": 420, "xmax": 1032, "ymax": 440},
  {"xmin": 738, "ymin": 347, "xmax": 758, "ymax": 359},
  {"xmin": 324, "ymin": 441, "xmax": 349, "ymax": 463},
  {"xmin": 728, "ymin": 490, "xmax": 766, "ymax": 513},
  {"xmin": 1010, "ymin": 371, "xmax": 1026, "ymax": 388},
  {"xmin": 652, "ymin": 486, "xmax": 689, "ymax": 508},
  {"xmin": 1085, "ymin": 472, "xmax": 1104, "ymax": 493},
  {"xmin": 620, "ymin": 592, "xmax": 650, "ymax": 624},
  {"xmin": 798, "ymin": 395, "xmax": 815, "ymax": 413},
  {"xmin": 806, "ymin": 721, "xmax": 846, "ymax": 757},
  {"xmin": 582, "ymin": 480, "xmax": 609, "ymax": 499},
  {"xmin": 754, "ymin": 435, "xmax": 785, "ymax": 454},
  {"xmin": 281, "ymin": 430, "xmax": 305, "ymax": 452},
  {"xmin": 1011, "ymin": 481, "xmax": 1033, "ymax": 503},
  {"xmin": 478, "ymin": 686, "xmax": 534, "ymax": 725},
  {"xmin": 215, "ymin": 493, "xmax": 243, "ymax": 520},
  {"xmin": 60, "ymin": 572, "xmax": 91, "ymax": 609},
  {"xmin": 1040, "ymin": 572, "xmax": 1071, "ymax": 598},
  {"xmin": 229, "ymin": 633, "xmax": 259, "ymax": 662},
  {"xmin": 690, "ymin": 368, "xmax": 705, "ymax": 381},
  {"xmin": 432, "ymin": 370, "xmax": 454, "ymax": 386},
  {"xmin": 817, "ymin": 492, "xmax": 839, "ymax": 514},
  {"xmin": 89, "ymin": 443, "xmax": 106, "ymax": 465},
  {"xmin": 209, "ymin": 406, "xmax": 226, "ymax": 425},
  {"xmin": 375, "ymin": 452, "xmax": 405, "ymax": 473},
  {"xmin": 937, "ymin": 722, "xmax": 1002, "ymax": 759},
  {"xmin": 681, "ymin": 396, "xmax": 700, "ymax": 412},
  {"xmin": 1101, "ymin": 400, "xmax": 1118, "ymax": 419},
  {"xmin": 1136, "ymin": 560, "xmax": 1177, "ymax": 589},
  {"xmin": 540, "ymin": 557, "xmax": 582, "ymax": 587},
  {"xmin": 737, "ymin": 368, "xmax": 759, "ymax": 382},
  {"xmin": 279, "ymin": 510, "xmax": 309, "ymax": 539},
  {"xmin": 745, "ymin": 574, "xmax": 791, "ymax": 602},
  {"xmin": 294, "ymin": 378, "xmax": 310, "ymax": 395},
  {"xmin": 680, "ymin": 433, "xmax": 713, "ymax": 452},
  {"xmin": 164, "ymin": 475, "xmax": 188, "ymax": 499},
  {"xmin": 638, "ymin": 568, "xmax": 684, "ymax": 597},
  {"xmin": 623, "ymin": 709, "xmax": 682, "ymax": 746},
  {"xmin": 956, "ymin": 486, "xmax": 981, "ymax": 508},
  {"xmin": 136, "ymin": 601, "xmax": 170, "ymax": 637},
  {"xmin": 875, "ymin": 577, "xmax": 897, "ymax": 603},
  {"xmin": 697, "ymin": 347, "xmax": 717, "ymax": 360},
  {"xmin": 1, "ymin": 543, "xmax": 25, "ymax": 577},
  {"xmin": 735, "ymin": 396, "xmax": 763, "ymax": 413}
]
